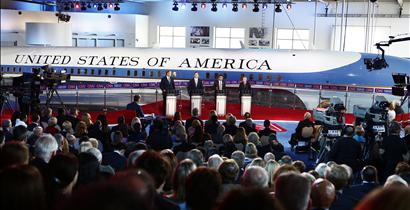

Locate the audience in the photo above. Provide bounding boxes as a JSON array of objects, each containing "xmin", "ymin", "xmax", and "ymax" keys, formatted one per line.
[
  {"xmin": 186, "ymin": 167, "xmax": 222, "ymax": 210},
  {"xmin": 310, "ymin": 178, "xmax": 336, "ymax": 210},
  {"xmin": 275, "ymin": 172, "xmax": 311, "ymax": 210}
]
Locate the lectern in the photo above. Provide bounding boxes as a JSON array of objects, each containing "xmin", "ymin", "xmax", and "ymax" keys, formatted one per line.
[
  {"xmin": 216, "ymin": 90, "xmax": 227, "ymax": 116},
  {"xmin": 190, "ymin": 90, "xmax": 203, "ymax": 116},
  {"xmin": 165, "ymin": 90, "xmax": 178, "ymax": 117},
  {"xmin": 240, "ymin": 91, "xmax": 252, "ymax": 116}
]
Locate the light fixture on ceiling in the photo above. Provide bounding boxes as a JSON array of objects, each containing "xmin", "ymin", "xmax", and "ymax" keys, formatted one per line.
[{"xmin": 275, "ymin": 4, "xmax": 282, "ymax": 12}]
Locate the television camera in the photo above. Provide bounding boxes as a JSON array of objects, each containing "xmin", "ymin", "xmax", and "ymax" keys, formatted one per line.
[{"xmin": 313, "ymin": 97, "xmax": 346, "ymax": 164}]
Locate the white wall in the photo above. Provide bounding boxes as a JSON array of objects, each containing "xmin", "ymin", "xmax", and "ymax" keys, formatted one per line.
[
  {"xmin": 147, "ymin": 1, "xmax": 410, "ymax": 57},
  {"xmin": 0, "ymin": 9, "xmax": 149, "ymax": 47}
]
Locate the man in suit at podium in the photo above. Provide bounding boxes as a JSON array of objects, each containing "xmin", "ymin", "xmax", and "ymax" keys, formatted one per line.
[
  {"xmin": 188, "ymin": 72, "xmax": 204, "ymax": 96},
  {"xmin": 239, "ymin": 76, "xmax": 252, "ymax": 97},
  {"xmin": 213, "ymin": 74, "xmax": 226, "ymax": 94},
  {"xmin": 160, "ymin": 70, "xmax": 176, "ymax": 115},
  {"xmin": 126, "ymin": 95, "xmax": 145, "ymax": 118}
]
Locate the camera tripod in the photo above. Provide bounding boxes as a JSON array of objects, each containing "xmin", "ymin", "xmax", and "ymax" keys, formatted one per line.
[{"xmin": 45, "ymin": 84, "xmax": 66, "ymax": 110}]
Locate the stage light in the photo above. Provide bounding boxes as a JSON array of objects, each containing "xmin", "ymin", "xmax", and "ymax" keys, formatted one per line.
[
  {"xmin": 93, "ymin": 4, "xmax": 97, "ymax": 8},
  {"xmin": 81, "ymin": 2, "xmax": 86, "ymax": 10},
  {"xmin": 242, "ymin": 3, "xmax": 247, "ymax": 9},
  {"xmin": 172, "ymin": 1, "xmax": 179, "ymax": 11},
  {"xmin": 181, "ymin": 3, "xmax": 186, "ymax": 10},
  {"xmin": 211, "ymin": 3, "xmax": 217, "ymax": 12},
  {"xmin": 222, "ymin": 3, "xmax": 227, "ymax": 8},
  {"xmin": 286, "ymin": 3, "xmax": 292, "ymax": 10},
  {"xmin": 103, "ymin": 3, "xmax": 108, "ymax": 9},
  {"xmin": 97, "ymin": 3, "xmax": 103, "ymax": 10},
  {"xmin": 114, "ymin": 3, "xmax": 120, "ymax": 11},
  {"xmin": 262, "ymin": 3, "xmax": 268, "ymax": 10},
  {"xmin": 201, "ymin": 3, "xmax": 206, "ymax": 9},
  {"xmin": 109, "ymin": 3, "xmax": 113, "ymax": 8},
  {"xmin": 232, "ymin": 3, "xmax": 238, "ymax": 12},
  {"xmin": 75, "ymin": 2, "xmax": 80, "ymax": 9},
  {"xmin": 191, "ymin": 3, "xmax": 198, "ymax": 11},
  {"xmin": 252, "ymin": 3, "xmax": 259, "ymax": 12},
  {"xmin": 275, "ymin": 4, "xmax": 282, "ymax": 12}
]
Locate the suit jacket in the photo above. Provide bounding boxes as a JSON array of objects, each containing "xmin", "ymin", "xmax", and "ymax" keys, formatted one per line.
[
  {"xmin": 126, "ymin": 102, "xmax": 145, "ymax": 118},
  {"xmin": 213, "ymin": 79, "xmax": 226, "ymax": 92},
  {"xmin": 239, "ymin": 81, "xmax": 252, "ymax": 96},
  {"xmin": 328, "ymin": 136, "xmax": 362, "ymax": 172},
  {"xmin": 382, "ymin": 135, "xmax": 408, "ymax": 176},
  {"xmin": 343, "ymin": 182, "xmax": 379, "ymax": 206},
  {"xmin": 188, "ymin": 78, "xmax": 204, "ymax": 96},
  {"xmin": 160, "ymin": 76, "xmax": 175, "ymax": 95},
  {"xmin": 102, "ymin": 151, "xmax": 127, "ymax": 172}
]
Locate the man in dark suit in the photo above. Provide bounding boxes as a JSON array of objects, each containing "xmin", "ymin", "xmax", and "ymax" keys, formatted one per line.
[
  {"xmin": 328, "ymin": 126, "xmax": 362, "ymax": 172},
  {"xmin": 188, "ymin": 72, "xmax": 204, "ymax": 96},
  {"xmin": 213, "ymin": 74, "xmax": 226, "ymax": 93},
  {"xmin": 239, "ymin": 76, "xmax": 252, "ymax": 97},
  {"xmin": 185, "ymin": 107, "xmax": 203, "ymax": 130},
  {"xmin": 381, "ymin": 122, "xmax": 408, "ymax": 179},
  {"xmin": 126, "ymin": 95, "xmax": 145, "ymax": 118},
  {"xmin": 160, "ymin": 70, "xmax": 176, "ymax": 115}
]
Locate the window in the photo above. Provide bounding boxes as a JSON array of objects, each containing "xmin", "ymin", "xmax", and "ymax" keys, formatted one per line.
[
  {"xmin": 206, "ymin": 73, "xmax": 210, "ymax": 79},
  {"xmin": 77, "ymin": 38, "xmax": 97, "ymax": 47},
  {"xmin": 159, "ymin": 26, "xmax": 186, "ymax": 48},
  {"xmin": 214, "ymin": 27, "xmax": 245, "ymax": 49},
  {"xmin": 134, "ymin": 70, "xmax": 138, "ymax": 77},
  {"xmin": 98, "ymin": 69, "xmax": 102, "ymax": 76},
  {"xmin": 142, "ymin": 70, "xmax": 146, "ymax": 77},
  {"xmin": 91, "ymin": 69, "xmax": 95, "ymax": 75},
  {"xmin": 157, "ymin": 71, "xmax": 161, "ymax": 78},
  {"xmin": 112, "ymin": 70, "xmax": 116, "ymax": 76},
  {"xmin": 127, "ymin": 70, "xmax": 130, "ymax": 76},
  {"xmin": 276, "ymin": 29, "xmax": 310, "ymax": 50},
  {"xmin": 104, "ymin": 69, "xmax": 108, "ymax": 76},
  {"xmin": 116, "ymin": 39, "xmax": 125, "ymax": 47},
  {"xmin": 150, "ymin": 70, "xmax": 154, "ymax": 77},
  {"xmin": 97, "ymin": 39, "xmax": 115, "ymax": 47}
]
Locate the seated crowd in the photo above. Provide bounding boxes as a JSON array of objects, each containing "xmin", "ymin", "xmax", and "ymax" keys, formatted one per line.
[{"xmin": 0, "ymin": 106, "xmax": 410, "ymax": 210}]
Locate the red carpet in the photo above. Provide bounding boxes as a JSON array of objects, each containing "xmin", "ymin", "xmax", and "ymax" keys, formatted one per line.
[{"xmin": 1, "ymin": 100, "xmax": 408, "ymax": 132}]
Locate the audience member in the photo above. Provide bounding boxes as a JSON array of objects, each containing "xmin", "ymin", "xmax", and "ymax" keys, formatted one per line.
[
  {"xmin": 310, "ymin": 178, "xmax": 336, "ymax": 210},
  {"xmin": 241, "ymin": 166, "xmax": 269, "ymax": 188},
  {"xmin": 217, "ymin": 188, "xmax": 283, "ymax": 210},
  {"xmin": 186, "ymin": 167, "xmax": 222, "ymax": 210},
  {"xmin": 258, "ymin": 119, "xmax": 276, "ymax": 137},
  {"xmin": 0, "ymin": 142, "xmax": 29, "ymax": 169},
  {"xmin": 275, "ymin": 172, "xmax": 311, "ymax": 210}
]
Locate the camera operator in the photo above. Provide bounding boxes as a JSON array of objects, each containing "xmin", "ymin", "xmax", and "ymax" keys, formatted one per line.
[{"xmin": 16, "ymin": 69, "xmax": 41, "ymax": 116}]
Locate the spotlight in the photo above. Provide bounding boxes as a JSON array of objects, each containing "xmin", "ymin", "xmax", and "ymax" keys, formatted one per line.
[
  {"xmin": 201, "ymin": 3, "xmax": 206, "ymax": 9},
  {"xmin": 87, "ymin": 3, "xmax": 92, "ymax": 8},
  {"xmin": 211, "ymin": 3, "xmax": 217, "ymax": 12},
  {"xmin": 286, "ymin": 3, "xmax": 292, "ymax": 10},
  {"xmin": 64, "ymin": 3, "xmax": 70, "ymax": 10},
  {"xmin": 275, "ymin": 4, "xmax": 282, "ymax": 12},
  {"xmin": 232, "ymin": 3, "xmax": 238, "ymax": 12},
  {"xmin": 97, "ymin": 3, "xmax": 103, "ymax": 10},
  {"xmin": 191, "ymin": 3, "xmax": 198, "ymax": 11},
  {"xmin": 75, "ymin": 2, "xmax": 80, "ymax": 9},
  {"xmin": 109, "ymin": 3, "xmax": 113, "ymax": 8},
  {"xmin": 114, "ymin": 3, "xmax": 120, "ymax": 11},
  {"xmin": 222, "ymin": 3, "xmax": 227, "ymax": 8},
  {"xmin": 181, "ymin": 3, "xmax": 186, "ymax": 10},
  {"xmin": 242, "ymin": 3, "xmax": 247, "ymax": 9},
  {"xmin": 172, "ymin": 1, "xmax": 179, "ymax": 11},
  {"xmin": 103, "ymin": 3, "xmax": 108, "ymax": 9},
  {"xmin": 93, "ymin": 4, "xmax": 97, "ymax": 8},
  {"xmin": 262, "ymin": 3, "xmax": 267, "ymax": 10},
  {"xmin": 81, "ymin": 2, "xmax": 86, "ymax": 10},
  {"xmin": 252, "ymin": 3, "xmax": 259, "ymax": 12}
]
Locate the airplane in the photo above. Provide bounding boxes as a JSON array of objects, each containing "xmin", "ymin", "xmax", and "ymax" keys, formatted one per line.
[{"xmin": 1, "ymin": 46, "xmax": 409, "ymax": 87}]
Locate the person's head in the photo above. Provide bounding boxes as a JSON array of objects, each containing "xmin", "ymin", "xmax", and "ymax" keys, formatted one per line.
[
  {"xmin": 310, "ymin": 178, "xmax": 336, "ymax": 209},
  {"xmin": 186, "ymin": 167, "xmax": 222, "ymax": 210},
  {"xmin": 172, "ymin": 159, "xmax": 196, "ymax": 201},
  {"xmin": 389, "ymin": 121, "xmax": 402, "ymax": 136},
  {"xmin": 315, "ymin": 163, "xmax": 330, "ymax": 178},
  {"xmin": 249, "ymin": 157, "xmax": 266, "ymax": 168},
  {"xmin": 79, "ymin": 141, "xmax": 93, "ymax": 153},
  {"xmin": 355, "ymin": 187, "xmax": 410, "ymax": 210},
  {"xmin": 405, "ymin": 125, "xmax": 410, "ymax": 136},
  {"xmin": 342, "ymin": 125, "xmax": 355, "ymax": 137},
  {"xmin": 69, "ymin": 107, "xmax": 78, "ymax": 117},
  {"xmin": 325, "ymin": 164, "xmax": 349, "ymax": 191},
  {"xmin": 87, "ymin": 147, "xmax": 103, "ymax": 163},
  {"xmin": 275, "ymin": 172, "xmax": 311, "ymax": 210},
  {"xmin": 361, "ymin": 165, "xmax": 378, "ymax": 183},
  {"xmin": 248, "ymin": 132, "xmax": 260, "ymax": 145},
  {"xmin": 263, "ymin": 119, "xmax": 271, "ymax": 128},
  {"xmin": 241, "ymin": 166, "xmax": 269, "ymax": 188},
  {"xmin": 265, "ymin": 160, "xmax": 280, "ymax": 187},
  {"xmin": 0, "ymin": 142, "xmax": 29, "ymax": 169},
  {"xmin": 194, "ymin": 72, "xmax": 199, "ymax": 79},
  {"xmin": 279, "ymin": 155, "xmax": 292, "ymax": 165},
  {"xmin": 32, "ymin": 113, "xmax": 40, "ymax": 123},
  {"xmin": 222, "ymin": 133, "xmax": 233, "ymax": 144},
  {"xmin": 264, "ymin": 152, "xmax": 275, "ymax": 162},
  {"xmin": 166, "ymin": 70, "xmax": 171, "ymax": 77},
  {"xmin": 208, "ymin": 154, "xmax": 223, "ymax": 170},
  {"xmin": 384, "ymin": 175, "xmax": 408, "ymax": 188},
  {"xmin": 192, "ymin": 107, "xmax": 199, "ymax": 117},
  {"xmin": 304, "ymin": 112, "xmax": 311, "ymax": 120},
  {"xmin": 244, "ymin": 143, "xmax": 257, "ymax": 158},
  {"xmin": 12, "ymin": 125, "xmax": 29, "ymax": 142},
  {"xmin": 133, "ymin": 94, "xmax": 141, "ymax": 103},
  {"xmin": 77, "ymin": 152, "xmax": 100, "ymax": 186},
  {"xmin": 218, "ymin": 159, "xmax": 239, "ymax": 184},
  {"xmin": 355, "ymin": 125, "xmax": 365, "ymax": 136},
  {"xmin": 227, "ymin": 115, "xmax": 236, "ymax": 126},
  {"xmin": 186, "ymin": 149, "xmax": 204, "ymax": 167},
  {"xmin": 2, "ymin": 119, "xmax": 12, "ymax": 129},
  {"xmin": 292, "ymin": 160, "xmax": 306, "ymax": 173},
  {"xmin": 49, "ymin": 153, "xmax": 79, "ymax": 194},
  {"xmin": 48, "ymin": 117, "xmax": 58, "ymax": 127},
  {"xmin": 242, "ymin": 76, "xmax": 247, "ymax": 83},
  {"xmin": 61, "ymin": 169, "xmax": 156, "ymax": 210},
  {"xmin": 81, "ymin": 113, "xmax": 92, "ymax": 126},
  {"xmin": 75, "ymin": 121, "xmax": 88, "ymax": 135},
  {"xmin": 218, "ymin": 74, "xmax": 224, "ymax": 81},
  {"xmin": 0, "ymin": 165, "xmax": 46, "ymax": 210},
  {"xmin": 54, "ymin": 133, "xmax": 65, "ymax": 150},
  {"xmin": 134, "ymin": 151, "xmax": 169, "ymax": 191},
  {"xmin": 217, "ymin": 187, "xmax": 283, "ymax": 210},
  {"xmin": 33, "ymin": 126, "xmax": 43, "ymax": 138},
  {"xmin": 34, "ymin": 134, "xmax": 58, "ymax": 163},
  {"xmin": 272, "ymin": 165, "xmax": 299, "ymax": 186}
]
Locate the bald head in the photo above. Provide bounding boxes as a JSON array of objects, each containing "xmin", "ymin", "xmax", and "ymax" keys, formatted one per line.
[{"xmin": 311, "ymin": 178, "xmax": 336, "ymax": 209}]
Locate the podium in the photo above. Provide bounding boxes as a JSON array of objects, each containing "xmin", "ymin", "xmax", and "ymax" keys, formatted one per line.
[
  {"xmin": 216, "ymin": 90, "xmax": 227, "ymax": 116},
  {"xmin": 240, "ymin": 92, "xmax": 252, "ymax": 116},
  {"xmin": 164, "ymin": 90, "xmax": 179, "ymax": 118},
  {"xmin": 191, "ymin": 95, "xmax": 203, "ymax": 116}
]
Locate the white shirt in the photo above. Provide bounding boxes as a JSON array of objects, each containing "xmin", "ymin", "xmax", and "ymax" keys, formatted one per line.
[
  {"xmin": 219, "ymin": 80, "xmax": 222, "ymax": 90},
  {"xmin": 194, "ymin": 78, "xmax": 198, "ymax": 87}
]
